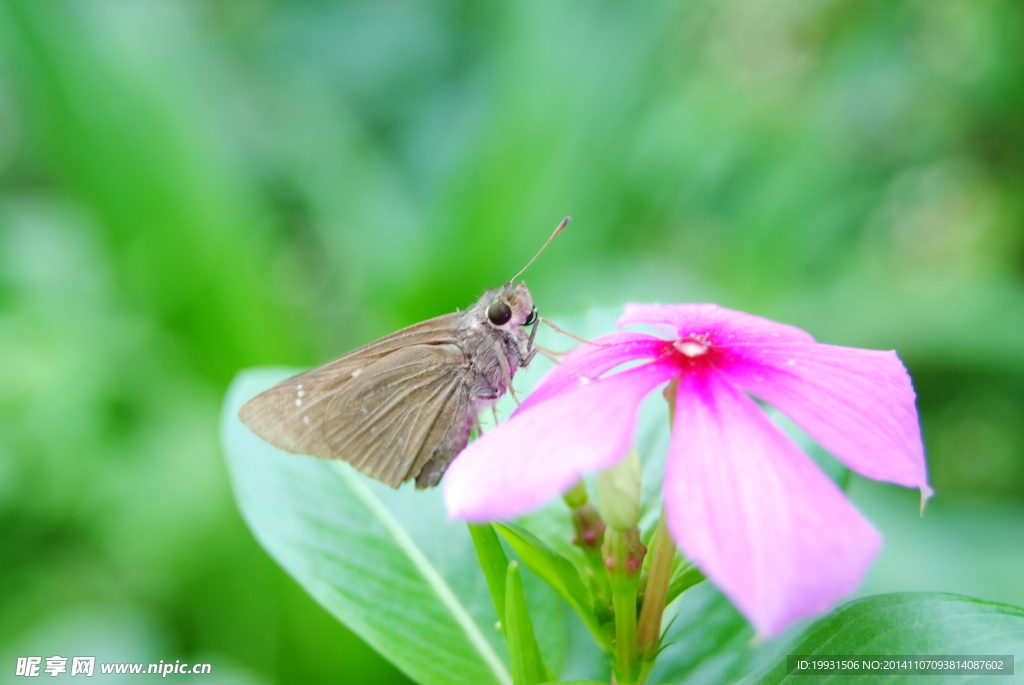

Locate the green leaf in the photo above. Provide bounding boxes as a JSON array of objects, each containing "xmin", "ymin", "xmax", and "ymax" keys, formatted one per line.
[
  {"xmin": 469, "ymin": 524, "xmax": 511, "ymax": 625},
  {"xmin": 652, "ymin": 586, "xmax": 1024, "ymax": 685},
  {"xmin": 469, "ymin": 524, "xmax": 557, "ymax": 682},
  {"xmin": 664, "ymin": 560, "xmax": 705, "ymax": 606},
  {"xmin": 222, "ymin": 369, "xmax": 513, "ymax": 685},
  {"xmin": 494, "ymin": 522, "xmax": 609, "ymax": 651},
  {"xmin": 505, "ymin": 562, "xmax": 546, "ymax": 685},
  {"xmin": 750, "ymin": 593, "xmax": 1024, "ymax": 684}
]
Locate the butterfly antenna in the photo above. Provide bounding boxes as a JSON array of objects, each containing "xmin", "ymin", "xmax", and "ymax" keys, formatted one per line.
[{"xmin": 510, "ymin": 216, "xmax": 571, "ymax": 282}]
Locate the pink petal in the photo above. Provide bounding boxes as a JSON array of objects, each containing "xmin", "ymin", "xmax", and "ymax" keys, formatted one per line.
[
  {"xmin": 665, "ymin": 370, "xmax": 882, "ymax": 636},
  {"xmin": 518, "ymin": 332, "xmax": 667, "ymax": 412},
  {"xmin": 721, "ymin": 342, "xmax": 930, "ymax": 497},
  {"xmin": 445, "ymin": 361, "xmax": 678, "ymax": 521},
  {"xmin": 618, "ymin": 303, "xmax": 815, "ymax": 345}
]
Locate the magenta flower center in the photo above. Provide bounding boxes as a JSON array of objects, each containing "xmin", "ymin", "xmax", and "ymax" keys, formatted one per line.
[
  {"xmin": 663, "ymin": 333, "xmax": 721, "ymax": 371},
  {"xmin": 674, "ymin": 335, "xmax": 709, "ymax": 358}
]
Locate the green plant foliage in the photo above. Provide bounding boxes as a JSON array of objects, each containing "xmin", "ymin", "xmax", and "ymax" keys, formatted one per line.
[
  {"xmin": 505, "ymin": 562, "xmax": 546, "ymax": 685},
  {"xmin": 647, "ymin": 582, "xmax": 791, "ymax": 685},
  {"xmin": 752, "ymin": 593, "xmax": 1024, "ymax": 684},
  {"xmin": 647, "ymin": 586, "xmax": 1024, "ymax": 685},
  {"xmin": 469, "ymin": 524, "xmax": 512, "ymax": 626},
  {"xmin": 495, "ymin": 523, "xmax": 607, "ymax": 651},
  {"xmin": 664, "ymin": 559, "xmax": 705, "ymax": 607}
]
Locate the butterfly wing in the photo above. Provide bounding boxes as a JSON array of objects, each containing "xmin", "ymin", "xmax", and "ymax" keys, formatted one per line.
[
  {"xmin": 329, "ymin": 313, "xmax": 465, "ymax": 358},
  {"xmin": 323, "ymin": 344, "xmax": 474, "ymax": 487},
  {"xmin": 239, "ymin": 333, "xmax": 475, "ymax": 488},
  {"xmin": 238, "ymin": 312, "xmax": 461, "ymax": 453}
]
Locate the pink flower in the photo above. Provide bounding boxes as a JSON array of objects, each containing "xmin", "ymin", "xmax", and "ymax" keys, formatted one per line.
[{"xmin": 444, "ymin": 304, "xmax": 930, "ymax": 636}]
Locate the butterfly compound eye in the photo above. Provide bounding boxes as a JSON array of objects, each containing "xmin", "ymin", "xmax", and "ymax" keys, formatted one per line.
[
  {"xmin": 524, "ymin": 306, "xmax": 538, "ymax": 326},
  {"xmin": 487, "ymin": 301, "xmax": 513, "ymax": 326}
]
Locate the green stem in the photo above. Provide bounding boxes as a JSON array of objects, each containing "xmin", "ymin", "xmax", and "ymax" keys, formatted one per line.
[
  {"xmin": 636, "ymin": 511, "xmax": 676, "ymax": 667},
  {"xmin": 612, "ymin": 586, "xmax": 638, "ymax": 683},
  {"xmin": 604, "ymin": 527, "xmax": 645, "ymax": 685},
  {"xmin": 636, "ymin": 378, "xmax": 683, "ymax": 684}
]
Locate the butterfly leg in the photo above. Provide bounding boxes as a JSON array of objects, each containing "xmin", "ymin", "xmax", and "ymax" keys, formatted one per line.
[
  {"xmin": 534, "ymin": 345, "xmax": 562, "ymax": 364},
  {"xmin": 540, "ymin": 318, "xmax": 609, "ymax": 346},
  {"xmin": 521, "ymin": 342, "xmax": 572, "ymax": 365},
  {"xmin": 498, "ymin": 348, "xmax": 522, "ymax": 407},
  {"xmin": 524, "ymin": 317, "xmax": 540, "ymax": 361},
  {"xmin": 516, "ymin": 319, "xmax": 543, "ymax": 370},
  {"xmin": 534, "ymin": 346, "xmax": 598, "ymax": 384},
  {"xmin": 536, "ymin": 344, "xmax": 576, "ymax": 360}
]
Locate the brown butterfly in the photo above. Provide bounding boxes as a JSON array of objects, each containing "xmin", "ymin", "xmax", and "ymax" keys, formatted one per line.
[{"xmin": 238, "ymin": 218, "xmax": 570, "ymax": 489}]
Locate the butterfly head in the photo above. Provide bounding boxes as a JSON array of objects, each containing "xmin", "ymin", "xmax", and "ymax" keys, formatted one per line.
[{"xmin": 484, "ymin": 282, "xmax": 537, "ymax": 330}]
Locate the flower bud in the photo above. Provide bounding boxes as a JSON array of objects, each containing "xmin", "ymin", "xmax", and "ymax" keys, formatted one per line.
[
  {"xmin": 596, "ymin": 448, "xmax": 642, "ymax": 531},
  {"xmin": 562, "ymin": 479, "xmax": 589, "ymax": 509}
]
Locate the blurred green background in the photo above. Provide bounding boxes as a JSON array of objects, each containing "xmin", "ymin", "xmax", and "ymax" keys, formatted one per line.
[{"xmin": 1, "ymin": 1, "xmax": 1022, "ymax": 683}]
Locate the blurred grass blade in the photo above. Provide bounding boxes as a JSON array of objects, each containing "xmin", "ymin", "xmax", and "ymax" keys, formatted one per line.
[
  {"xmin": 495, "ymin": 522, "xmax": 608, "ymax": 651},
  {"xmin": 505, "ymin": 562, "xmax": 545, "ymax": 685},
  {"xmin": 222, "ymin": 369, "xmax": 512, "ymax": 685}
]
